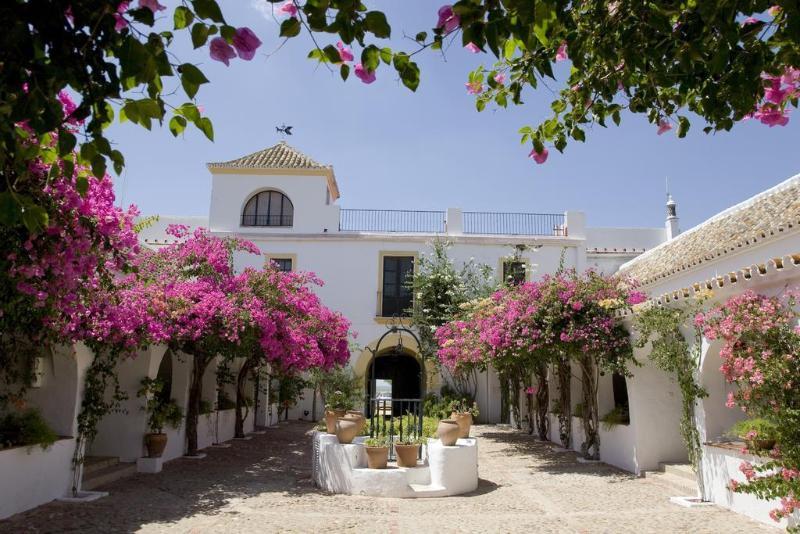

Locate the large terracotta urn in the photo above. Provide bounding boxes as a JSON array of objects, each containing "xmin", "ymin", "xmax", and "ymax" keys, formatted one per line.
[
  {"xmin": 365, "ymin": 446, "xmax": 389, "ymax": 469},
  {"xmin": 450, "ymin": 412, "xmax": 473, "ymax": 438},
  {"xmin": 324, "ymin": 409, "xmax": 346, "ymax": 434},
  {"xmin": 335, "ymin": 417, "xmax": 360, "ymax": 444},
  {"xmin": 144, "ymin": 433, "xmax": 168, "ymax": 458},
  {"xmin": 344, "ymin": 411, "xmax": 366, "ymax": 433},
  {"xmin": 437, "ymin": 419, "xmax": 460, "ymax": 446},
  {"xmin": 394, "ymin": 444, "xmax": 420, "ymax": 468}
]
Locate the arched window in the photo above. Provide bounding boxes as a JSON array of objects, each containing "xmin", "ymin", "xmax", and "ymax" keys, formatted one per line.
[{"xmin": 241, "ymin": 190, "xmax": 294, "ymax": 227}]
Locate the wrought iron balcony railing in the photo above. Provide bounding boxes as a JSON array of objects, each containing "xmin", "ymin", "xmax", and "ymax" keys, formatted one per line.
[
  {"xmin": 463, "ymin": 211, "xmax": 566, "ymax": 236},
  {"xmin": 339, "ymin": 209, "xmax": 446, "ymax": 233}
]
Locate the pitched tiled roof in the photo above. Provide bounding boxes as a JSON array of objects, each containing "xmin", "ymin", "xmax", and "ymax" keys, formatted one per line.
[
  {"xmin": 207, "ymin": 141, "xmax": 330, "ymax": 170},
  {"xmin": 619, "ymin": 174, "xmax": 800, "ymax": 286}
]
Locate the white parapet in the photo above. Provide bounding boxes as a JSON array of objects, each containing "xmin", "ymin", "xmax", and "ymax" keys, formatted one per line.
[{"xmin": 313, "ymin": 431, "xmax": 478, "ymax": 498}]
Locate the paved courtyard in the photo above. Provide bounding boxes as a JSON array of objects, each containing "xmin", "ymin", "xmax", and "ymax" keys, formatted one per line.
[{"xmin": 0, "ymin": 423, "xmax": 774, "ymax": 533}]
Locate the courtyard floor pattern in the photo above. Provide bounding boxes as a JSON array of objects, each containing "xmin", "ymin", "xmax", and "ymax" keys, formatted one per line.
[{"xmin": 0, "ymin": 423, "xmax": 775, "ymax": 533}]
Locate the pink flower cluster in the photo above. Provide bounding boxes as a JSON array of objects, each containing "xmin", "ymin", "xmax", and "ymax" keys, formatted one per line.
[
  {"xmin": 210, "ymin": 28, "xmax": 262, "ymax": 66},
  {"xmin": 748, "ymin": 67, "xmax": 800, "ymax": 127}
]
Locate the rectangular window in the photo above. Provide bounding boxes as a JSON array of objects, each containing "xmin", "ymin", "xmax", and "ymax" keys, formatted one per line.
[
  {"xmin": 381, "ymin": 255, "xmax": 414, "ymax": 317},
  {"xmin": 270, "ymin": 258, "xmax": 293, "ymax": 272},
  {"xmin": 502, "ymin": 260, "xmax": 526, "ymax": 285}
]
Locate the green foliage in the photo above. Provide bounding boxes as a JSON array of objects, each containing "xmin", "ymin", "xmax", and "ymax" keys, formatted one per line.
[
  {"xmin": 1, "ymin": 0, "xmax": 236, "ymax": 228},
  {"xmin": 217, "ymin": 393, "xmax": 236, "ymax": 411},
  {"xmin": 199, "ymin": 399, "xmax": 213, "ymax": 415},
  {"xmin": 363, "ymin": 434, "xmax": 389, "ymax": 447},
  {"xmin": 309, "ymin": 366, "xmax": 362, "ymax": 412},
  {"xmin": 325, "ymin": 390, "xmax": 352, "ymax": 412},
  {"xmin": 727, "ymin": 418, "xmax": 779, "ymax": 441},
  {"xmin": 633, "ymin": 297, "xmax": 708, "ymax": 471},
  {"xmin": 600, "ymin": 405, "xmax": 630, "ymax": 431},
  {"xmin": 137, "ymin": 377, "xmax": 183, "ymax": 433},
  {"xmin": 283, "ymin": 2, "xmax": 799, "ymax": 159},
  {"xmin": 448, "ymin": 398, "xmax": 480, "ymax": 418},
  {"xmin": 0, "ymin": 408, "xmax": 58, "ymax": 450},
  {"xmin": 424, "ymin": 386, "xmax": 476, "ymax": 420},
  {"xmin": 409, "ymin": 239, "xmax": 494, "ymax": 362}
]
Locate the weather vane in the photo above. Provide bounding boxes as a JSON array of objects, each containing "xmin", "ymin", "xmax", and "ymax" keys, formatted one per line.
[{"xmin": 276, "ymin": 123, "xmax": 293, "ymax": 136}]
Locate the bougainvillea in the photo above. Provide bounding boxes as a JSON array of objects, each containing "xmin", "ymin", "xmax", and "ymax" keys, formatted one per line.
[
  {"xmin": 436, "ymin": 269, "xmax": 639, "ymax": 456},
  {"xmin": 699, "ymin": 290, "xmax": 800, "ymax": 529}
]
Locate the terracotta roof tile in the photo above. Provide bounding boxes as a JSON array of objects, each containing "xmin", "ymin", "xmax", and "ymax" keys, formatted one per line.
[
  {"xmin": 207, "ymin": 141, "xmax": 330, "ymax": 170},
  {"xmin": 619, "ymin": 175, "xmax": 800, "ymax": 285}
]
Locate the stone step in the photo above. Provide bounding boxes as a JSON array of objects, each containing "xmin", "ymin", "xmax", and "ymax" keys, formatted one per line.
[
  {"xmin": 659, "ymin": 462, "xmax": 696, "ymax": 481},
  {"xmin": 643, "ymin": 470, "xmax": 698, "ymax": 496},
  {"xmin": 82, "ymin": 462, "xmax": 137, "ymax": 491},
  {"xmin": 409, "ymin": 483, "xmax": 447, "ymax": 497},
  {"xmin": 83, "ymin": 456, "xmax": 119, "ymax": 476}
]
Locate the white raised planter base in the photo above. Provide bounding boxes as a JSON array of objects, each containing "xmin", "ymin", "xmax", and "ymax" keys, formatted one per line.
[
  {"xmin": 313, "ymin": 432, "xmax": 478, "ymax": 498},
  {"xmin": 136, "ymin": 457, "xmax": 163, "ymax": 473},
  {"xmin": 57, "ymin": 490, "xmax": 108, "ymax": 503}
]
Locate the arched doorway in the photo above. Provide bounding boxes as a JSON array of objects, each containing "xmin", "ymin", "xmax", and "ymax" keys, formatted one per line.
[{"xmin": 365, "ymin": 349, "xmax": 423, "ymax": 416}]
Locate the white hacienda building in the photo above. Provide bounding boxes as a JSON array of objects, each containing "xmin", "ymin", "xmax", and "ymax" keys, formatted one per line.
[{"xmin": 2, "ymin": 140, "xmax": 798, "ymax": 529}]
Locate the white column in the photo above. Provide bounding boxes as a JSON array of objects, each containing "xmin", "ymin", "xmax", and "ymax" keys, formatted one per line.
[{"xmin": 446, "ymin": 208, "xmax": 463, "ymax": 235}]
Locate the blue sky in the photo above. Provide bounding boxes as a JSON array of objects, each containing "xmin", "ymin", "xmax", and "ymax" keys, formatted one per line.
[{"xmin": 109, "ymin": 1, "xmax": 799, "ymax": 230}]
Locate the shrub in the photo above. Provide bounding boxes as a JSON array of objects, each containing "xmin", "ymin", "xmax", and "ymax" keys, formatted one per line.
[
  {"xmin": 727, "ymin": 418, "xmax": 779, "ymax": 442},
  {"xmin": 600, "ymin": 406, "xmax": 630, "ymax": 431},
  {"xmin": 199, "ymin": 400, "xmax": 213, "ymax": 415},
  {"xmin": 217, "ymin": 394, "xmax": 236, "ymax": 411},
  {"xmin": 0, "ymin": 408, "xmax": 58, "ymax": 450}
]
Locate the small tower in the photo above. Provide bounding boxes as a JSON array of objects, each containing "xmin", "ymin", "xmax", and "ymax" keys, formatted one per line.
[{"xmin": 665, "ymin": 193, "xmax": 680, "ymax": 240}]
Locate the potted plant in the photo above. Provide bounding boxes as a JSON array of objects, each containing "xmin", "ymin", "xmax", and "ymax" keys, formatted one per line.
[
  {"xmin": 363, "ymin": 434, "xmax": 390, "ymax": 469},
  {"xmin": 394, "ymin": 434, "xmax": 424, "ymax": 467},
  {"xmin": 449, "ymin": 399, "xmax": 480, "ymax": 438},
  {"xmin": 728, "ymin": 418, "xmax": 778, "ymax": 452},
  {"xmin": 324, "ymin": 390, "xmax": 351, "ymax": 434},
  {"xmin": 137, "ymin": 377, "xmax": 184, "ymax": 458}
]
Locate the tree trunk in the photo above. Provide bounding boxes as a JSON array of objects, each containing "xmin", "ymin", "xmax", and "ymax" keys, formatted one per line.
[
  {"xmin": 186, "ymin": 353, "xmax": 210, "ymax": 456},
  {"xmin": 535, "ymin": 363, "xmax": 549, "ymax": 441},
  {"xmin": 234, "ymin": 359, "xmax": 254, "ymax": 438},
  {"xmin": 499, "ymin": 372, "xmax": 510, "ymax": 424},
  {"xmin": 510, "ymin": 372, "xmax": 522, "ymax": 430},
  {"xmin": 311, "ymin": 383, "xmax": 318, "ymax": 422},
  {"xmin": 579, "ymin": 353, "xmax": 600, "ymax": 460},
  {"xmin": 557, "ymin": 356, "xmax": 572, "ymax": 449}
]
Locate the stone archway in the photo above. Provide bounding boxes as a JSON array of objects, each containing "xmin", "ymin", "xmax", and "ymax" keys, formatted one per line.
[{"xmin": 366, "ymin": 349, "xmax": 424, "ymax": 402}]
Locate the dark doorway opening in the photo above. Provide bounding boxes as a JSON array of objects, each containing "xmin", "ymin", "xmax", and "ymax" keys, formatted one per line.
[{"xmin": 366, "ymin": 351, "xmax": 422, "ymax": 416}]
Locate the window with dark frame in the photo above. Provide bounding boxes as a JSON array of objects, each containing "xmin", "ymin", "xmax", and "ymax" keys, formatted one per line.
[
  {"xmin": 270, "ymin": 258, "xmax": 293, "ymax": 272},
  {"xmin": 502, "ymin": 260, "xmax": 526, "ymax": 285},
  {"xmin": 381, "ymin": 256, "xmax": 414, "ymax": 317},
  {"xmin": 241, "ymin": 190, "xmax": 294, "ymax": 227}
]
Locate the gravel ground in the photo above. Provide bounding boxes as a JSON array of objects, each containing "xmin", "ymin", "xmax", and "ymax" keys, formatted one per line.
[{"xmin": 0, "ymin": 422, "xmax": 775, "ymax": 533}]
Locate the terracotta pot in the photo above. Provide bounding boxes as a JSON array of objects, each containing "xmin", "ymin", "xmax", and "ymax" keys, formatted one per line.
[
  {"xmin": 365, "ymin": 446, "xmax": 389, "ymax": 469},
  {"xmin": 395, "ymin": 444, "xmax": 420, "ymax": 468},
  {"xmin": 746, "ymin": 438, "xmax": 776, "ymax": 452},
  {"xmin": 451, "ymin": 411, "xmax": 473, "ymax": 438},
  {"xmin": 344, "ymin": 411, "xmax": 366, "ymax": 433},
  {"xmin": 144, "ymin": 432, "xmax": 168, "ymax": 458},
  {"xmin": 324, "ymin": 410, "xmax": 347, "ymax": 434},
  {"xmin": 437, "ymin": 419, "xmax": 460, "ymax": 446},
  {"xmin": 335, "ymin": 417, "xmax": 360, "ymax": 444}
]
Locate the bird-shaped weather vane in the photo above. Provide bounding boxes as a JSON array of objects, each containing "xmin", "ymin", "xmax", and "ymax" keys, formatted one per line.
[{"xmin": 276, "ymin": 123, "xmax": 293, "ymax": 136}]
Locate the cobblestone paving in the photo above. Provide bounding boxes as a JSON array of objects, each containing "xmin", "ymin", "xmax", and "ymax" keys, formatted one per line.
[{"xmin": 0, "ymin": 423, "xmax": 775, "ymax": 533}]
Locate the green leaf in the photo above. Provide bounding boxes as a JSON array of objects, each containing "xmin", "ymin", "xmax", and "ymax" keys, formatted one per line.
[
  {"xmin": 174, "ymin": 6, "xmax": 194, "ymax": 29},
  {"xmin": 503, "ymin": 38, "xmax": 516, "ymax": 59},
  {"xmin": 169, "ymin": 116, "xmax": 188, "ymax": 136},
  {"xmin": 571, "ymin": 127, "xmax": 586, "ymax": 142},
  {"xmin": 91, "ymin": 155, "xmax": 107, "ymax": 179},
  {"xmin": 322, "ymin": 45, "xmax": 341, "ymax": 64},
  {"xmin": 192, "ymin": 0, "xmax": 225, "ymax": 23},
  {"xmin": 21, "ymin": 204, "xmax": 48, "ymax": 233},
  {"xmin": 415, "ymin": 31, "xmax": 427, "ymax": 42},
  {"xmin": 0, "ymin": 192, "xmax": 20, "ymax": 226},
  {"xmin": 197, "ymin": 117, "xmax": 214, "ymax": 141},
  {"xmin": 677, "ymin": 116, "xmax": 690, "ymax": 138},
  {"xmin": 361, "ymin": 45, "xmax": 380, "ymax": 72},
  {"xmin": 393, "ymin": 53, "xmax": 420, "ymax": 92},
  {"xmin": 280, "ymin": 18, "xmax": 301, "ymax": 37},
  {"xmin": 340, "ymin": 64, "xmax": 350, "ymax": 81},
  {"xmin": 551, "ymin": 100, "xmax": 566, "ymax": 114},
  {"xmin": 58, "ymin": 131, "xmax": 77, "ymax": 156},
  {"xmin": 220, "ymin": 25, "xmax": 236, "ymax": 42},
  {"xmin": 379, "ymin": 47, "xmax": 393, "ymax": 64},
  {"xmin": 191, "ymin": 23, "xmax": 210, "ymax": 48},
  {"xmin": 76, "ymin": 175, "xmax": 89, "ymax": 196},
  {"xmin": 179, "ymin": 63, "xmax": 209, "ymax": 98},
  {"xmin": 363, "ymin": 11, "xmax": 391, "ymax": 38}
]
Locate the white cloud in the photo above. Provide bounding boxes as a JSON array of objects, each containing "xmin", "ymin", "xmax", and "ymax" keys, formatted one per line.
[{"xmin": 251, "ymin": 0, "xmax": 281, "ymax": 23}]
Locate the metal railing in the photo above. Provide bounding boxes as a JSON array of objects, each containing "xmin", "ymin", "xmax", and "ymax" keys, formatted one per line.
[
  {"xmin": 339, "ymin": 209, "xmax": 446, "ymax": 233},
  {"xmin": 241, "ymin": 214, "xmax": 293, "ymax": 227},
  {"xmin": 367, "ymin": 397, "xmax": 424, "ymax": 460},
  {"xmin": 463, "ymin": 211, "xmax": 566, "ymax": 236}
]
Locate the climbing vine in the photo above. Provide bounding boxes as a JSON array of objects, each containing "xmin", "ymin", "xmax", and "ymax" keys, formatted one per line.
[{"xmin": 633, "ymin": 295, "xmax": 709, "ymax": 473}]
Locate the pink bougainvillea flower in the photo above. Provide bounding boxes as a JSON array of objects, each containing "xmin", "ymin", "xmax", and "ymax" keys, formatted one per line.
[
  {"xmin": 336, "ymin": 41, "xmax": 354, "ymax": 63},
  {"xmin": 465, "ymin": 81, "xmax": 482, "ymax": 95},
  {"xmin": 354, "ymin": 63, "xmax": 376, "ymax": 84},
  {"xmin": 114, "ymin": 2, "xmax": 130, "ymax": 31},
  {"xmin": 754, "ymin": 106, "xmax": 790, "ymax": 127},
  {"xmin": 555, "ymin": 42, "xmax": 568, "ymax": 62},
  {"xmin": 232, "ymin": 27, "xmax": 262, "ymax": 61},
  {"xmin": 528, "ymin": 147, "xmax": 549, "ymax": 164},
  {"xmin": 525, "ymin": 386, "xmax": 538, "ymax": 395},
  {"xmin": 741, "ymin": 16, "xmax": 759, "ymax": 26},
  {"xmin": 278, "ymin": 1, "xmax": 298, "ymax": 17},
  {"xmin": 494, "ymin": 73, "xmax": 506, "ymax": 85},
  {"xmin": 764, "ymin": 78, "xmax": 788, "ymax": 105},
  {"xmin": 139, "ymin": 0, "xmax": 166, "ymax": 13},
  {"xmin": 768, "ymin": 5, "xmax": 781, "ymax": 16},
  {"xmin": 436, "ymin": 5, "xmax": 460, "ymax": 33},
  {"xmin": 781, "ymin": 67, "xmax": 800, "ymax": 87},
  {"xmin": 465, "ymin": 42, "xmax": 482, "ymax": 54},
  {"xmin": 209, "ymin": 37, "xmax": 236, "ymax": 66},
  {"xmin": 657, "ymin": 119, "xmax": 672, "ymax": 135}
]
